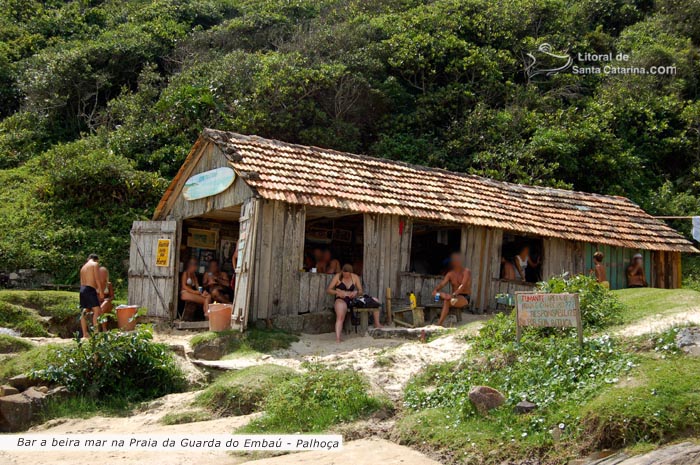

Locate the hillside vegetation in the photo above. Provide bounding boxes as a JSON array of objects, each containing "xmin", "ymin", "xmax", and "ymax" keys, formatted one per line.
[{"xmin": 1, "ymin": 0, "xmax": 699, "ymax": 281}]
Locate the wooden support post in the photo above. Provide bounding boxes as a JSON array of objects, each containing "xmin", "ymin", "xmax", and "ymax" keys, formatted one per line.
[{"xmin": 386, "ymin": 287, "xmax": 393, "ymax": 324}]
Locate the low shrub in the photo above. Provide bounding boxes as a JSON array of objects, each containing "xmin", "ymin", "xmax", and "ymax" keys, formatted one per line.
[
  {"xmin": 0, "ymin": 334, "xmax": 34, "ymax": 353},
  {"xmin": 246, "ymin": 365, "xmax": 390, "ymax": 433},
  {"xmin": 34, "ymin": 327, "xmax": 186, "ymax": 401},
  {"xmin": 194, "ymin": 364, "xmax": 296, "ymax": 416},
  {"xmin": 538, "ymin": 274, "xmax": 625, "ymax": 329}
]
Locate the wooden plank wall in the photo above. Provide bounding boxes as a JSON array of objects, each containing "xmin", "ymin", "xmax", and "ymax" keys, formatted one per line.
[
  {"xmin": 461, "ymin": 225, "xmax": 503, "ymax": 313},
  {"xmin": 160, "ymin": 142, "xmax": 255, "ymax": 220},
  {"xmin": 363, "ymin": 214, "xmax": 412, "ymax": 304},
  {"xmin": 128, "ymin": 221, "xmax": 178, "ymax": 319},
  {"xmin": 298, "ymin": 273, "xmax": 335, "ymax": 313},
  {"xmin": 250, "ymin": 200, "xmax": 306, "ymax": 320},
  {"xmin": 397, "ymin": 273, "xmax": 444, "ymax": 305},
  {"xmin": 652, "ymin": 251, "xmax": 682, "ymax": 289},
  {"xmin": 542, "ymin": 238, "xmax": 586, "ymax": 280}
]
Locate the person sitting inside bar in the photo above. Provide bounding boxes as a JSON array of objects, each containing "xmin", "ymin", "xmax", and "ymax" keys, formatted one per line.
[
  {"xmin": 432, "ymin": 253, "xmax": 472, "ymax": 326},
  {"xmin": 203, "ymin": 259, "xmax": 232, "ymax": 303},
  {"xmin": 626, "ymin": 254, "xmax": 647, "ymax": 288},
  {"xmin": 180, "ymin": 258, "xmax": 211, "ymax": 320},
  {"xmin": 513, "ymin": 245, "xmax": 539, "ymax": 282},
  {"xmin": 590, "ymin": 251, "xmax": 609, "ymax": 288}
]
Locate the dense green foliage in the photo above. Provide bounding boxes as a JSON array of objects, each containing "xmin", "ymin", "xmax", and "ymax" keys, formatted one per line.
[
  {"xmin": 0, "ymin": 343, "xmax": 63, "ymax": 381},
  {"xmin": 0, "ymin": 0, "xmax": 699, "ymax": 280},
  {"xmin": 246, "ymin": 364, "xmax": 390, "ymax": 432},
  {"xmin": 34, "ymin": 327, "xmax": 186, "ymax": 401},
  {"xmin": 194, "ymin": 364, "xmax": 296, "ymax": 416},
  {"xmin": 539, "ymin": 275, "xmax": 625, "ymax": 329}
]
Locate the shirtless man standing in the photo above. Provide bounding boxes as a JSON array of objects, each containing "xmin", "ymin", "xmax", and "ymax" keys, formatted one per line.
[
  {"xmin": 626, "ymin": 254, "xmax": 647, "ymax": 288},
  {"xmin": 590, "ymin": 251, "xmax": 609, "ymax": 288},
  {"xmin": 432, "ymin": 253, "xmax": 472, "ymax": 326},
  {"xmin": 79, "ymin": 254, "xmax": 104, "ymax": 338}
]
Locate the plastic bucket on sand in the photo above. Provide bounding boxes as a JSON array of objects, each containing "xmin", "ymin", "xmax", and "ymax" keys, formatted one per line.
[
  {"xmin": 208, "ymin": 303, "xmax": 233, "ymax": 332},
  {"xmin": 116, "ymin": 305, "xmax": 139, "ymax": 331}
]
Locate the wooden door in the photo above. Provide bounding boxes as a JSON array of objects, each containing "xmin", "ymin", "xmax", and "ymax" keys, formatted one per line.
[
  {"xmin": 128, "ymin": 221, "xmax": 178, "ymax": 320},
  {"xmin": 233, "ymin": 198, "xmax": 260, "ymax": 330}
]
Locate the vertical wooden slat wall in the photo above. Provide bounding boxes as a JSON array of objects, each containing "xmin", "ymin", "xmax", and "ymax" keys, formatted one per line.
[
  {"xmin": 363, "ymin": 214, "xmax": 412, "ymax": 305},
  {"xmin": 461, "ymin": 225, "xmax": 502, "ymax": 313},
  {"xmin": 250, "ymin": 200, "xmax": 306, "ymax": 320}
]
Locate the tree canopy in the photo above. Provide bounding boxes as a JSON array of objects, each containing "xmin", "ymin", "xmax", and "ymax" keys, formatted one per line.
[{"xmin": 0, "ymin": 0, "xmax": 699, "ymax": 280}]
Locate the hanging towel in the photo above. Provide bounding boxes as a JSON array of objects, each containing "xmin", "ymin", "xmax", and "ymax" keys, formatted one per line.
[{"xmin": 692, "ymin": 216, "xmax": 700, "ymax": 242}]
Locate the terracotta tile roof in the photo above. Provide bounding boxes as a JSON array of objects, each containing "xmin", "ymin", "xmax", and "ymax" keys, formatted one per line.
[{"xmin": 194, "ymin": 129, "xmax": 696, "ymax": 252}]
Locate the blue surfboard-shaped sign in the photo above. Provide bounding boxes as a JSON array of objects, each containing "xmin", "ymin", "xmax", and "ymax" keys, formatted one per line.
[{"xmin": 183, "ymin": 167, "xmax": 236, "ymax": 201}]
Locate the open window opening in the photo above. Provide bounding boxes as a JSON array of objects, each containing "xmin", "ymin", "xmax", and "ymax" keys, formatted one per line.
[
  {"xmin": 500, "ymin": 233, "xmax": 543, "ymax": 283},
  {"xmin": 178, "ymin": 211, "xmax": 240, "ymax": 321},
  {"xmin": 409, "ymin": 222, "xmax": 462, "ymax": 276},
  {"xmin": 304, "ymin": 209, "xmax": 364, "ymax": 276}
]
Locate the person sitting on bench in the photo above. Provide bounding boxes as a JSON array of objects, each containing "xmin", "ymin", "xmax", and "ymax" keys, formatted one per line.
[
  {"xmin": 327, "ymin": 264, "xmax": 381, "ymax": 343},
  {"xmin": 180, "ymin": 258, "xmax": 210, "ymax": 320},
  {"xmin": 432, "ymin": 253, "xmax": 472, "ymax": 326}
]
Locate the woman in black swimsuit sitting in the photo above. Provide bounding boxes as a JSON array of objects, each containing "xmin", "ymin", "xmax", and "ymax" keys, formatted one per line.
[{"xmin": 327, "ymin": 264, "xmax": 381, "ymax": 343}]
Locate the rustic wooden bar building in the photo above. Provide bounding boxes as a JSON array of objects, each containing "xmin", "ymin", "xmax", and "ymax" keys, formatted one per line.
[{"xmin": 129, "ymin": 129, "xmax": 698, "ymax": 330}]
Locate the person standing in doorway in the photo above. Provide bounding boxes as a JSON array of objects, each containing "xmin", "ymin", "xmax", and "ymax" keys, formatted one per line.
[
  {"xmin": 627, "ymin": 254, "xmax": 647, "ymax": 288},
  {"xmin": 432, "ymin": 253, "xmax": 472, "ymax": 326},
  {"xmin": 79, "ymin": 254, "xmax": 104, "ymax": 338},
  {"xmin": 590, "ymin": 251, "xmax": 609, "ymax": 289},
  {"xmin": 513, "ymin": 245, "xmax": 539, "ymax": 282}
]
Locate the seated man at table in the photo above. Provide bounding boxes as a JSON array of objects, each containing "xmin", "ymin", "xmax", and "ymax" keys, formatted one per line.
[{"xmin": 432, "ymin": 253, "xmax": 472, "ymax": 326}]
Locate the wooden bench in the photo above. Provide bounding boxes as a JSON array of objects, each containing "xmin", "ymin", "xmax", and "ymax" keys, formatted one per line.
[
  {"xmin": 423, "ymin": 303, "xmax": 463, "ymax": 325},
  {"xmin": 392, "ymin": 306, "xmax": 425, "ymax": 328},
  {"xmin": 343, "ymin": 307, "xmax": 379, "ymax": 335}
]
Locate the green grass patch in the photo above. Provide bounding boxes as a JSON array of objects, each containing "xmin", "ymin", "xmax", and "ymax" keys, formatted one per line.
[
  {"xmin": 41, "ymin": 395, "xmax": 133, "ymax": 421},
  {"xmin": 161, "ymin": 410, "xmax": 212, "ymax": 425},
  {"xmin": 0, "ymin": 290, "xmax": 80, "ymax": 321},
  {"xmin": 0, "ymin": 334, "xmax": 34, "ymax": 353},
  {"xmin": 0, "ymin": 343, "xmax": 65, "ymax": 381},
  {"xmin": 613, "ymin": 288, "xmax": 700, "ymax": 324},
  {"xmin": 0, "ymin": 301, "xmax": 49, "ymax": 337},
  {"xmin": 194, "ymin": 364, "xmax": 296, "ymax": 416},
  {"xmin": 245, "ymin": 365, "xmax": 391, "ymax": 433},
  {"xmin": 581, "ymin": 355, "xmax": 700, "ymax": 450},
  {"xmin": 191, "ymin": 328, "xmax": 299, "ymax": 357}
]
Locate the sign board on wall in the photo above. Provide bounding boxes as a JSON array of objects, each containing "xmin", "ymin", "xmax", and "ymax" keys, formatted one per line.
[
  {"xmin": 515, "ymin": 292, "xmax": 582, "ymax": 346},
  {"xmin": 155, "ymin": 239, "xmax": 171, "ymax": 267},
  {"xmin": 183, "ymin": 167, "xmax": 236, "ymax": 201}
]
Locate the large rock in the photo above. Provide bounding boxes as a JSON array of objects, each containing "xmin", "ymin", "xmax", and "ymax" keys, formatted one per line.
[
  {"xmin": 468, "ymin": 385, "xmax": 505, "ymax": 414},
  {"xmin": 8, "ymin": 374, "xmax": 39, "ymax": 391},
  {"xmin": 0, "ymin": 387, "xmax": 45, "ymax": 432},
  {"xmin": 515, "ymin": 400, "xmax": 537, "ymax": 414},
  {"xmin": 0, "ymin": 385, "xmax": 19, "ymax": 397},
  {"xmin": 676, "ymin": 327, "xmax": 700, "ymax": 356},
  {"xmin": 302, "ymin": 312, "xmax": 335, "ymax": 334}
]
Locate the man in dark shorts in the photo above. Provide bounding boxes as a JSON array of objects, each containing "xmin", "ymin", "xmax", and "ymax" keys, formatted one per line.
[
  {"xmin": 79, "ymin": 254, "xmax": 104, "ymax": 338},
  {"xmin": 432, "ymin": 252, "xmax": 472, "ymax": 326}
]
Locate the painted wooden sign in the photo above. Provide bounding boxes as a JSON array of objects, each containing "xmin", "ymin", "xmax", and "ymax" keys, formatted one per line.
[
  {"xmin": 155, "ymin": 239, "xmax": 171, "ymax": 267},
  {"xmin": 515, "ymin": 292, "xmax": 582, "ymax": 346},
  {"xmin": 183, "ymin": 167, "xmax": 235, "ymax": 201}
]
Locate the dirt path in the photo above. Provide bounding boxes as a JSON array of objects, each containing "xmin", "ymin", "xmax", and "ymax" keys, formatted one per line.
[{"xmin": 616, "ymin": 307, "xmax": 700, "ymax": 337}]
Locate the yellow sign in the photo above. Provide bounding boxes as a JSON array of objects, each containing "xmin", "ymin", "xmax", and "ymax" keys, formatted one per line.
[{"xmin": 155, "ymin": 239, "xmax": 171, "ymax": 267}]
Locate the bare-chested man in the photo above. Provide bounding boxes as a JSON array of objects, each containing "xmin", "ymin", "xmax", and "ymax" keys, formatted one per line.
[
  {"xmin": 79, "ymin": 254, "xmax": 104, "ymax": 338},
  {"xmin": 432, "ymin": 253, "xmax": 472, "ymax": 326},
  {"xmin": 626, "ymin": 254, "xmax": 647, "ymax": 288}
]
